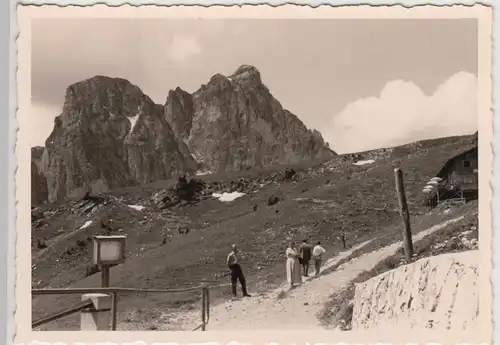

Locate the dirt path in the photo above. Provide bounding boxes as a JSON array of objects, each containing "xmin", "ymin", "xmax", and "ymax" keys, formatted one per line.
[{"xmin": 163, "ymin": 216, "xmax": 465, "ymax": 331}]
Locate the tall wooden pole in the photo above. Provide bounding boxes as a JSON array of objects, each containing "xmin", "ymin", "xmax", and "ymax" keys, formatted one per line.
[
  {"xmin": 201, "ymin": 285, "xmax": 207, "ymax": 331},
  {"xmin": 111, "ymin": 291, "xmax": 118, "ymax": 331},
  {"xmin": 394, "ymin": 168, "xmax": 414, "ymax": 260},
  {"xmin": 205, "ymin": 287, "xmax": 210, "ymax": 323}
]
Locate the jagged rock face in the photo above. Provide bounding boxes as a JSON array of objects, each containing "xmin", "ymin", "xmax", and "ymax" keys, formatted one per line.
[
  {"xmin": 164, "ymin": 65, "xmax": 335, "ymax": 172},
  {"xmin": 43, "ymin": 76, "xmax": 197, "ymax": 203},
  {"xmin": 31, "ymin": 146, "xmax": 48, "ymax": 205},
  {"xmin": 37, "ymin": 66, "xmax": 334, "ymax": 203},
  {"xmin": 164, "ymin": 87, "xmax": 194, "ymax": 143}
]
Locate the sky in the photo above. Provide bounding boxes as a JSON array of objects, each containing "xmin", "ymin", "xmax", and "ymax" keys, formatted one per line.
[{"xmin": 31, "ymin": 18, "xmax": 478, "ymax": 153}]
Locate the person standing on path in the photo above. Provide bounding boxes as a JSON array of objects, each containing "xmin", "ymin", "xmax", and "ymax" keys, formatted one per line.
[
  {"xmin": 285, "ymin": 242, "xmax": 302, "ymax": 289},
  {"xmin": 312, "ymin": 241, "xmax": 326, "ymax": 278},
  {"xmin": 227, "ymin": 244, "xmax": 251, "ymax": 298},
  {"xmin": 299, "ymin": 239, "xmax": 313, "ymax": 277}
]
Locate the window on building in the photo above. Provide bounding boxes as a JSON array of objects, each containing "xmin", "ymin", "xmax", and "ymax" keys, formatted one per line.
[{"xmin": 463, "ymin": 160, "xmax": 471, "ymax": 168}]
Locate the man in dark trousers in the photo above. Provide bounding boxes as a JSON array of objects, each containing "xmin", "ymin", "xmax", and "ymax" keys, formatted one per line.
[
  {"xmin": 299, "ymin": 239, "xmax": 313, "ymax": 277},
  {"xmin": 226, "ymin": 244, "xmax": 251, "ymax": 298}
]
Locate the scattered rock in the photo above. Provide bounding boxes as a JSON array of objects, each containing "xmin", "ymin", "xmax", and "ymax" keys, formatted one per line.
[
  {"xmin": 36, "ymin": 238, "xmax": 48, "ymax": 249},
  {"xmin": 268, "ymin": 196, "xmax": 281, "ymax": 206},
  {"xmin": 283, "ymin": 168, "xmax": 296, "ymax": 180},
  {"xmin": 76, "ymin": 239, "xmax": 87, "ymax": 247},
  {"xmin": 177, "ymin": 225, "xmax": 190, "ymax": 235}
]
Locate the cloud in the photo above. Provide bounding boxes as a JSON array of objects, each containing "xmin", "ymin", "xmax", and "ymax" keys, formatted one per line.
[
  {"xmin": 167, "ymin": 35, "xmax": 202, "ymax": 65},
  {"xmin": 325, "ymin": 71, "xmax": 477, "ymax": 153}
]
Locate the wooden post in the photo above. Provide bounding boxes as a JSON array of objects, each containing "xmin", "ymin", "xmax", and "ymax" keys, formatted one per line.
[
  {"xmin": 205, "ymin": 287, "xmax": 210, "ymax": 323},
  {"xmin": 101, "ymin": 264, "xmax": 110, "ymax": 288},
  {"xmin": 394, "ymin": 168, "xmax": 414, "ymax": 260},
  {"xmin": 111, "ymin": 291, "xmax": 118, "ymax": 331},
  {"xmin": 201, "ymin": 286, "xmax": 207, "ymax": 331}
]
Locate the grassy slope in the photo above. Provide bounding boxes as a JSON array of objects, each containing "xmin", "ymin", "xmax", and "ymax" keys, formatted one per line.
[{"xmin": 31, "ymin": 134, "xmax": 477, "ymax": 330}]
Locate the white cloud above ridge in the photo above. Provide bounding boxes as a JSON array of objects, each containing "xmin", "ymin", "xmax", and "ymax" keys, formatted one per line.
[{"xmin": 325, "ymin": 71, "xmax": 478, "ymax": 154}]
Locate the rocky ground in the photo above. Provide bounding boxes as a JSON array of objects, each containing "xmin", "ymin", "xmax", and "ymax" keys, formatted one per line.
[
  {"xmin": 350, "ymin": 250, "xmax": 479, "ymax": 332},
  {"xmin": 318, "ymin": 202, "xmax": 478, "ymax": 331},
  {"xmin": 31, "ymin": 134, "xmax": 478, "ymax": 331}
]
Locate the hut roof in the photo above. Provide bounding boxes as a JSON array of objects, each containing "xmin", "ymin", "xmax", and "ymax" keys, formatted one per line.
[{"xmin": 436, "ymin": 146, "xmax": 478, "ymax": 179}]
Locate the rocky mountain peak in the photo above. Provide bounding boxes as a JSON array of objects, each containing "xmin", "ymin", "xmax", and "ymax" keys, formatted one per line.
[
  {"xmin": 63, "ymin": 76, "xmax": 153, "ymax": 117},
  {"xmin": 41, "ymin": 76, "xmax": 197, "ymax": 204},
  {"xmin": 165, "ymin": 87, "xmax": 195, "ymax": 142},
  {"xmin": 229, "ymin": 65, "xmax": 262, "ymax": 86},
  {"xmin": 32, "ymin": 146, "xmax": 45, "ymax": 160},
  {"xmin": 34, "ymin": 66, "xmax": 335, "ymax": 205},
  {"xmin": 166, "ymin": 65, "xmax": 335, "ymax": 173},
  {"xmin": 168, "ymin": 86, "xmax": 191, "ymax": 98},
  {"xmin": 209, "ymin": 73, "xmax": 232, "ymax": 85}
]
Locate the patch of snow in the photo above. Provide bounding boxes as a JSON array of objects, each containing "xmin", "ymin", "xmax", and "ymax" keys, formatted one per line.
[
  {"xmin": 79, "ymin": 220, "xmax": 93, "ymax": 230},
  {"xmin": 191, "ymin": 151, "xmax": 204, "ymax": 164},
  {"xmin": 128, "ymin": 204, "xmax": 145, "ymax": 211},
  {"xmin": 196, "ymin": 170, "xmax": 212, "ymax": 176},
  {"xmin": 212, "ymin": 192, "xmax": 246, "ymax": 202},
  {"xmin": 227, "ymin": 77, "xmax": 233, "ymax": 82},
  {"xmin": 127, "ymin": 114, "xmax": 140, "ymax": 134},
  {"xmin": 353, "ymin": 159, "xmax": 375, "ymax": 166}
]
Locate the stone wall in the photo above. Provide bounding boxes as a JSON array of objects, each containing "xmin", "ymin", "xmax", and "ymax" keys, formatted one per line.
[{"xmin": 352, "ymin": 250, "xmax": 479, "ymax": 331}]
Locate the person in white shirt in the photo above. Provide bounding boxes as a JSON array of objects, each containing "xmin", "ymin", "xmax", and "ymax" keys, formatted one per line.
[
  {"xmin": 226, "ymin": 244, "xmax": 251, "ymax": 298},
  {"xmin": 312, "ymin": 241, "xmax": 326, "ymax": 278}
]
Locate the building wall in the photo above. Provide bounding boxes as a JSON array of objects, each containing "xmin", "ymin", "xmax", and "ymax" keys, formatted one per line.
[{"xmin": 446, "ymin": 151, "xmax": 478, "ymax": 189}]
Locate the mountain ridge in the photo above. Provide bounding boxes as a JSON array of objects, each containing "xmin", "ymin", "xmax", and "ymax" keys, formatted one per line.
[{"xmin": 32, "ymin": 65, "xmax": 335, "ymax": 205}]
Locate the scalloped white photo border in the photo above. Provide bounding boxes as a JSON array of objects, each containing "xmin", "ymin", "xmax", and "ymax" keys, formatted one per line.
[{"xmin": 8, "ymin": 1, "xmax": 497, "ymax": 345}]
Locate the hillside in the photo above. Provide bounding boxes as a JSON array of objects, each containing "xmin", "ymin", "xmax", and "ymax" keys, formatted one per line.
[
  {"xmin": 31, "ymin": 132, "xmax": 478, "ymax": 330},
  {"xmin": 32, "ymin": 65, "xmax": 334, "ymax": 204}
]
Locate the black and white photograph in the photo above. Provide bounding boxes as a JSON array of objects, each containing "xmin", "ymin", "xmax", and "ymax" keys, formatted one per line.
[{"xmin": 16, "ymin": 3, "xmax": 492, "ymax": 340}]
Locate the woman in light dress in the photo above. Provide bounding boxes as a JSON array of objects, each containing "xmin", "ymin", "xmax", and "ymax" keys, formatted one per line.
[{"xmin": 286, "ymin": 242, "xmax": 302, "ymax": 289}]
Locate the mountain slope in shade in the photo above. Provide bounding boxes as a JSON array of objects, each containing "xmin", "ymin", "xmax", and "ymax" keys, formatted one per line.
[
  {"xmin": 31, "ymin": 146, "xmax": 48, "ymax": 205},
  {"xmin": 41, "ymin": 76, "xmax": 198, "ymax": 203},
  {"xmin": 165, "ymin": 65, "xmax": 336, "ymax": 173}
]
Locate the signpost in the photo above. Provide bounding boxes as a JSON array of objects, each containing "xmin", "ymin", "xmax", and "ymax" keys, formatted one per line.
[
  {"xmin": 394, "ymin": 168, "xmax": 414, "ymax": 260},
  {"xmin": 92, "ymin": 235, "xmax": 127, "ymax": 288}
]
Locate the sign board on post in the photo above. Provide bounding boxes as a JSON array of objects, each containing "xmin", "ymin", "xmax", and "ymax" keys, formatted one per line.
[
  {"xmin": 92, "ymin": 235, "xmax": 127, "ymax": 288},
  {"xmin": 93, "ymin": 235, "xmax": 127, "ymax": 266}
]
